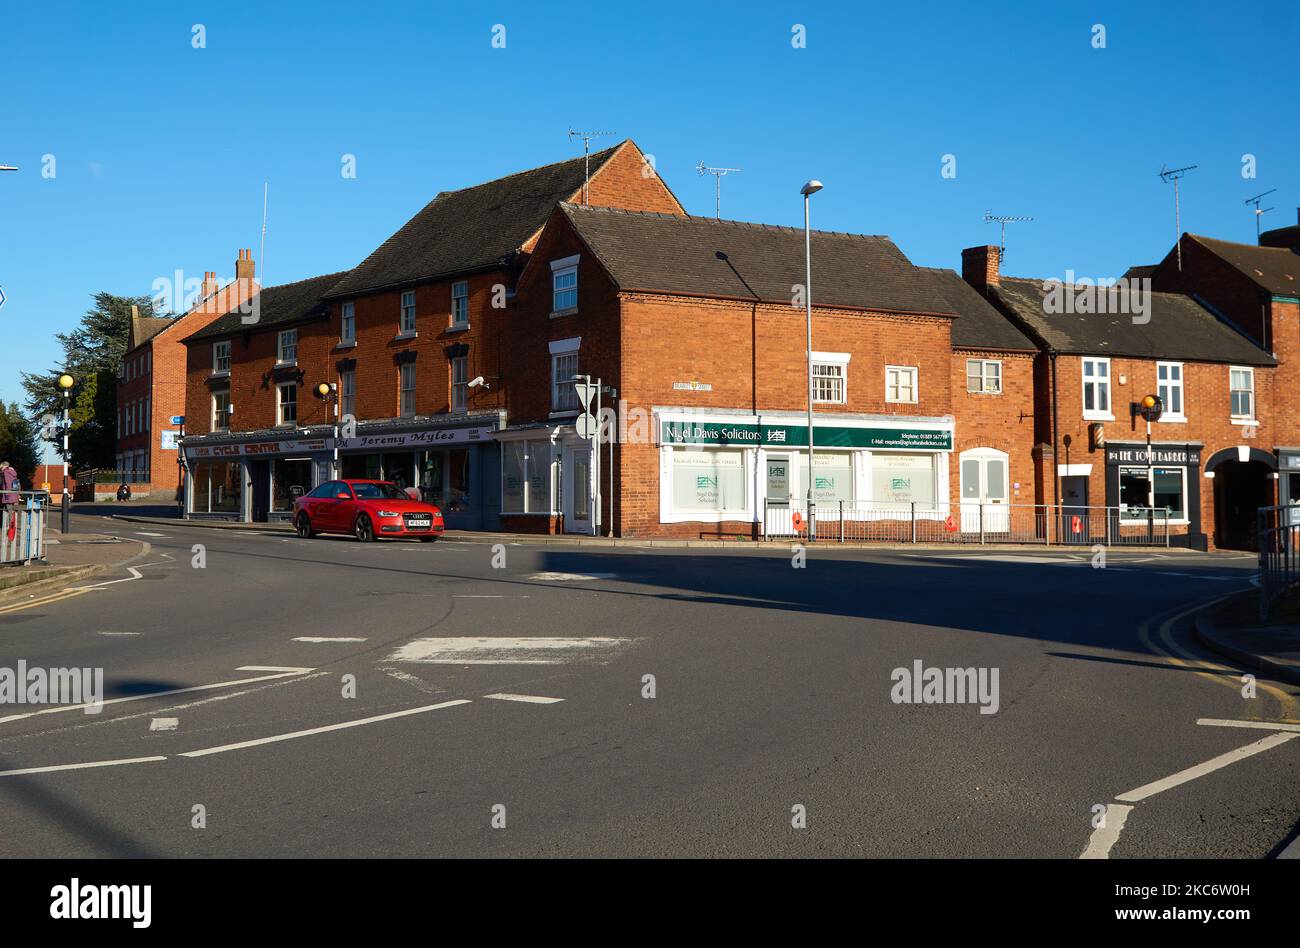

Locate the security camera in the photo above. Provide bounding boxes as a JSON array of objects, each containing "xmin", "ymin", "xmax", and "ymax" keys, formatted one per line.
[{"xmin": 467, "ymin": 376, "xmax": 489, "ymax": 390}]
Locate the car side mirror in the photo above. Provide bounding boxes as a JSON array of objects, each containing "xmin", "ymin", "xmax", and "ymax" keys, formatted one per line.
[{"xmin": 336, "ymin": 492, "xmax": 350, "ymax": 499}]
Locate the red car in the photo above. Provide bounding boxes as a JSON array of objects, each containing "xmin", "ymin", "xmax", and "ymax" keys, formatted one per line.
[{"xmin": 293, "ymin": 479, "xmax": 445, "ymax": 542}]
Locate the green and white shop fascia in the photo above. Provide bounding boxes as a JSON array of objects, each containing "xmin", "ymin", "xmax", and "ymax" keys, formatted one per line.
[{"xmin": 655, "ymin": 409, "xmax": 955, "ymax": 523}]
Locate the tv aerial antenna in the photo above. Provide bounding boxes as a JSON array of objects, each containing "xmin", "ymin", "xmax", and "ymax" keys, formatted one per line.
[
  {"xmin": 697, "ymin": 162, "xmax": 742, "ymax": 219},
  {"xmin": 1159, "ymin": 163, "xmax": 1197, "ymax": 270},
  {"xmin": 568, "ymin": 129, "xmax": 614, "ymax": 205},
  {"xmin": 1245, "ymin": 188, "xmax": 1277, "ymax": 240},
  {"xmin": 983, "ymin": 211, "xmax": 1034, "ymax": 260}
]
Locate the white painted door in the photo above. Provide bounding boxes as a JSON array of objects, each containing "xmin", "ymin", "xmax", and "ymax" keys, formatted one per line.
[{"xmin": 959, "ymin": 449, "xmax": 1010, "ymax": 533}]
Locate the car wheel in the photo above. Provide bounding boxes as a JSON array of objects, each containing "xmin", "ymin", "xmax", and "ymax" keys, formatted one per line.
[
  {"xmin": 354, "ymin": 514, "xmax": 375, "ymax": 543},
  {"xmin": 296, "ymin": 513, "xmax": 315, "ymax": 538}
]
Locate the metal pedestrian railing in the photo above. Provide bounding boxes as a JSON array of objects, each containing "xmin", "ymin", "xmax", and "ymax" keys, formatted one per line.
[
  {"xmin": 763, "ymin": 500, "xmax": 1172, "ymax": 547},
  {"xmin": 1258, "ymin": 504, "xmax": 1300, "ymax": 619},
  {"xmin": 1, "ymin": 492, "xmax": 48, "ymax": 566}
]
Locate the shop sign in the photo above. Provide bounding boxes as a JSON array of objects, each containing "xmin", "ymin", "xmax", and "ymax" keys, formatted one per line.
[
  {"xmin": 659, "ymin": 420, "xmax": 951, "ymax": 451},
  {"xmin": 1104, "ymin": 444, "xmax": 1200, "ymax": 466},
  {"xmin": 185, "ymin": 437, "xmax": 331, "ymax": 459},
  {"xmin": 339, "ymin": 426, "xmax": 494, "ymax": 450}
]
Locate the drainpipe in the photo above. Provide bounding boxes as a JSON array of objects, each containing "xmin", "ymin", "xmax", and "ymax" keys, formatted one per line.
[{"xmin": 1051, "ymin": 351, "xmax": 1062, "ymax": 534}]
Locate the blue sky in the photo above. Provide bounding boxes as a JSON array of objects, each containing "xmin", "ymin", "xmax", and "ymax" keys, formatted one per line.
[{"xmin": 1, "ymin": 1, "xmax": 1297, "ymax": 409}]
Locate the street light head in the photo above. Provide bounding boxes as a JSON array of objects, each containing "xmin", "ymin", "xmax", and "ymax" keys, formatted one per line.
[
  {"xmin": 800, "ymin": 180, "xmax": 824, "ymax": 197},
  {"xmin": 316, "ymin": 382, "xmax": 332, "ymax": 399},
  {"xmin": 1141, "ymin": 394, "xmax": 1158, "ymax": 409},
  {"xmin": 57, "ymin": 374, "xmax": 74, "ymax": 391}
]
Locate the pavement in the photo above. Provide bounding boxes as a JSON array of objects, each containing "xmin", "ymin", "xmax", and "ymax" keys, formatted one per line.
[
  {"xmin": 0, "ymin": 520, "xmax": 149, "ymax": 603},
  {"xmin": 0, "ymin": 508, "xmax": 1296, "ymax": 859}
]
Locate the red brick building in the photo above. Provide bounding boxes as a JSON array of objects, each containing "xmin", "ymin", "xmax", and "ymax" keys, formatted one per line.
[
  {"xmin": 178, "ymin": 142, "xmax": 682, "ymax": 525},
  {"xmin": 497, "ymin": 204, "xmax": 1038, "ymax": 538},
  {"xmin": 1141, "ymin": 224, "xmax": 1300, "ymax": 544},
  {"xmin": 965, "ymin": 244, "xmax": 1276, "ymax": 549},
  {"xmin": 114, "ymin": 251, "xmax": 257, "ymax": 498}
]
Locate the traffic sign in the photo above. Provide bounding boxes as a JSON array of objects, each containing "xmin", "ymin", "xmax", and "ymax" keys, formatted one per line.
[
  {"xmin": 573, "ymin": 381, "xmax": 597, "ymax": 410},
  {"xmin": 575, "ymin": 412, "xmax": 596, "ymax": 440},
  {"xmin": 170, "ymin": 415, "xmax": 185, "ymax": 425}
]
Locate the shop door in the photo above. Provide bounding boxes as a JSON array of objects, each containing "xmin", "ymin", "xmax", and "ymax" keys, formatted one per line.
[
  {"xmin": 764, "ymin": 456, "xmax": 794, "ymax": 536},
  {"xmin": 1214, "ymin": 460, "xmax": 1273, "ymax": 550},
  {"xmin": 563, "ymin": 443, "xmax": 594, "ymax": 534},
  {"xmin": 959, "ymin": 450, "xmax": 1009, "ymax": 533},
  {"xmin": 248, "ymin": 460, "xmax": 270, "ymax": 522}
]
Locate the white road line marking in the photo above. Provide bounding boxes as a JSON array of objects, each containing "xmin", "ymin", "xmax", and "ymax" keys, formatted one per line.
[
  {"xmin": 483, "ymin": 693, "xmax": 565, "ymax": 704},
  {"xmin": 179, "ymin": 699, "xmax": 472, "ymax": 758},
  {"xmin": 69, "ymin": 567, "xmax": 143, "ymax": 589},
  {"xmin": 0, "ymin": 756, "xmax": 167, "ymax": 778},
  {"xmin": 134, "ymin": 532, "xmax": 169, "ymax": 537},
  {"xmin": 236, "ymin": 666, "xmax": 315, "ymax": 673},
  {"xmin": 1196, "ymin": 718, "xmax": 1300, "ymax": 733},
  {"xmin": 452, "ymin": 595, "xmax": 531, "ymax": 599},
  {"xmin": 526, "ymin": 571, "xmax": 618, "ymax": 581},
  {"xmin": 292, "ymin": 636, "xmax": 368, "ymax": 643},
  {"xmin": 1080, "ymin": 804, "xmax": 1134, "ymax": 859},
  {"xmin": 388, "ymin": 636, "xmax": 630, "ymax": 665},
  {"xmin": 97, "ymin": 631, "xmax": 141, "ymax": 636},
  {"xmin": 0, "ymin": 669, "xmax": 316, "ymax": 725},
  {"xmin": 149, "ymin": 717, "xmax": 178, "ymax": 732},
  {"xmin": 380, "ymin": 667, "xmax": 445, "ymax": 695},
  {"xmin": 1116, "ymin": 732, "xmax": 1300, "ymax": 803}
]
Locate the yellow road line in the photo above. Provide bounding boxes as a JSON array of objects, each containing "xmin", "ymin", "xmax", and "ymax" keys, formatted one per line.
[
  {"xmin": 0, "ymin": 586, "xmax": 93, "ymax": 615},
  {"xmin": 1137, "ymin": 596, "xmax": 1299, "ymax": 722}
]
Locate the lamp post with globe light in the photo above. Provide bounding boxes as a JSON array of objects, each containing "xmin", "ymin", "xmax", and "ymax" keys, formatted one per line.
[{"xmin": 57, "ymin": 373, "xmax": 74, "ymax": 534}]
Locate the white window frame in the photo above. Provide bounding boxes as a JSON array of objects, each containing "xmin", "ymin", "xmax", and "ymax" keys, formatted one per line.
[
  {"xmin": 340, "ymin": 302, "xmax": 355, "ymax": 345},
  {"xmin": 811, "ymin": 351, "xmax": 850, "ymax": 405},
  {"xmin": 549, "ymin": 336, "xmax": 582, "ymax": 412},
  {"xmin": 339, "ymin": 369, "xmax": 355, "ymax": 419},
  {"xmin": 885, "ymin": 365, "xmax": 918, "ymax": 404},
  {"xmin": 399, "ymin": 290, "xmax": 417, "ymax": 336},
  {"xmin": 450, "ymin": 280, "xmax": 469, "ymax": 328},
  {"xmin": 550, "ymin": 255, "xmax": 579, "ymax": 316},
  {"xmin": 1081, "ymin": 357, "xmax": 1112, "ymax": 420},
  {"xmin": 277, "ymin": 328, "xmax": 297, "ymax": 366},
  {"xmin": 450, "ymin": 355, "xmax": 468, "ymax": 413},
  {"xmin": 399, "ymin": 362, "xmax": 417, "ymax": 418},
  {"xmin": 277, "ymin": 382, "xmax": 297, "ymax": 426},
  {"xmin": 965, "ymin": 358, "xmax": 1003, "ymax": 394},
  {"xmin": 1229, "ymin": 366, "xmax": 1255, "ymax": 421},
  {"xmin": 1156, "ymin": 361, "xmax": 1185, "ymax": 421},
  {"xmin": 212, "ymin": 390, "xmax": 231, "ymax": 431},
  {"xmin": 213, "ymin": 339, "xmax": 231, "ymax": 374}
]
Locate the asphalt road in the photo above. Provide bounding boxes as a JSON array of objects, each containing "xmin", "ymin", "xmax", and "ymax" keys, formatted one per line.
[{"xmin": 0, "ymin": 512, "xmax": 1293, "ymax": 859}]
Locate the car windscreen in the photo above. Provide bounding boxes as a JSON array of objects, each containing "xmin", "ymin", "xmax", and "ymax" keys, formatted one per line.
[{"xmin": 349, "ymin": 482, "xmax": 409, "ymax": 500}]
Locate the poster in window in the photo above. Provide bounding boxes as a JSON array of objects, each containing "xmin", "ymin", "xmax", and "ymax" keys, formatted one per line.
[
  {"xmin": 871, "ymin": 453, "xmax": 935, "ymax": 506},
  {"xmin": 671, "ymin": 450, "xmax": 746, "ymax": 512}
]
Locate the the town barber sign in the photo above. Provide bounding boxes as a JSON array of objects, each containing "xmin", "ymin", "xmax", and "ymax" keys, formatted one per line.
[
  {"xmin": 1104, "ymin": 443, "xmax": 1201, "ymax": 466},
  {"xmin": 659, "ymin": 421, "xmax": 952, "ymax": 451}
]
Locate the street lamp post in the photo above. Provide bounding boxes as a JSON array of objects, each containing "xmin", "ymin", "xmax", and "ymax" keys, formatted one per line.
[
  {"xmin": 800, "ymin": 180, "xmax": 823, "ymax": 541},
  {"xmin": 57, "ymin": 373, "xmax": 74, "ymax": 535},
  {"xmin": 315, "ymin": 382, "xmax": 340, "ymax": 477}
]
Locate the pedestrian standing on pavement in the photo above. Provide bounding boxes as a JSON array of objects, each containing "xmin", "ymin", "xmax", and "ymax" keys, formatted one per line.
[{"xmin": 0, "ymin": 461, "xmax": 19, "ymax": 509}]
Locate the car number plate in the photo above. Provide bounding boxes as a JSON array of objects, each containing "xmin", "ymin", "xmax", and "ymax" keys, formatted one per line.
[{"xmin": 407, "ymin": 518, "xmax": 431, "ymax": 527}]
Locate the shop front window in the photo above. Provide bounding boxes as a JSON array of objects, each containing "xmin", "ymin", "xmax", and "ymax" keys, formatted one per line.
[
  {"xmin": 448, "ymin": 448, "xmax": 470, "ymax": 512},
  {"xmin": 870, "ymin": 453, "xmax": 936, "ymax": 508},
  {"xmin": 1120, "ymin": 466, "xmax": 1185, "ymax": 521},
  {"xmin": 420, "ymin": 450, "xmax": 445, "ymax": 505},
  {"xmin": 342, "ymin": 454, "xmax": 382, "ymax": 480},
  {"xmin": 502, "ymin": 440, "xmax": 552, "ymax": 514},
  {"xmin": 193, "ymin": 460, "xmax": 242, "ymax": 514},
  {"xmin": 670, "ymin": 449, "xmax": 746, "ymax": 513},
  {"xmin": 383, "ymin": 453, "xmax": 414, "ymax": 491},
  {"xmin": 272, "ymin": 457, "xmax": 313, "ymax": 512},
  {"xmin": 811, "ymin": 452, "xmax": 854, "ymax": 504}
]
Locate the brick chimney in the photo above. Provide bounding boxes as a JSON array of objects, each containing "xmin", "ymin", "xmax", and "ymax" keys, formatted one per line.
[
  {"xmin": 235, "ymin": 248, "xmax": 255, "ymax": 283},
  {"xmin": 962, "ymin": 245, "xmax": 1001, "ymax": 294},
  {"xmin": 201, "ymin": 271, "xmax": 219, "ymax": 299}
]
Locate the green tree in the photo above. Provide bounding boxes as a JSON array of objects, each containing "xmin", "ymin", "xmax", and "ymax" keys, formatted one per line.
[
  {"xmin": 21, "ymin": 292, "xmax": 169, "ymax": 471},
  {"xmin": 0, "ymin": 402, "xmax": 40, "ymax": 487}
]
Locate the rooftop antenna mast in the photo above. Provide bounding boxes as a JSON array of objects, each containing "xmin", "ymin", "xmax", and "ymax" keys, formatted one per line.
[
  {"xmin": 1159, "ymin": 163, "xmax": 1197, "ymax": 270},
  {"xmin": 696, "ymin": 162, "xmax": 742, "ymax": 219},
  {"xmin": 568, "ymin": 129, "xmax": 613, "ymax": 205},
  {"xmin": 983, "ymin": 211, "xmax": 1034, "ymax": 261},
  {"xmin": 259, "ymin": 182, "xmax": 268, "ymax": 285},
  {"xmin": 1244, "ymin": 188, "xmax": 1278, "ymax": 241}
]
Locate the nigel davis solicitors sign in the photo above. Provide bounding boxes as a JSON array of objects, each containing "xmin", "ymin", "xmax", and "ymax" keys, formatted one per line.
[{"xmin": 659, "ymin": 421, "xmax": 952, "ymax": 451}]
